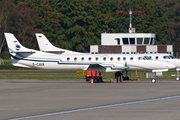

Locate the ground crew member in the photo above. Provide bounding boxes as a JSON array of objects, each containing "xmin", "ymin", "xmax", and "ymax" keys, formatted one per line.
[{"xmin": 115, "ymin": 71, "xmax": 122, "ymax": 83}]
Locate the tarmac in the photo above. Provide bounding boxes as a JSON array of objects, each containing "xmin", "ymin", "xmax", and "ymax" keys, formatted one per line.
[{"xmin": 0, "ymin": 79, "xmax": 180, "ymax": 120}]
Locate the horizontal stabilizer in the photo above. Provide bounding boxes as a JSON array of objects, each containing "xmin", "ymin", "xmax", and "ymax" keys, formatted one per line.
[
  {"xmin": 12, "ymin": 63, "xmax": 32, "ymax": 68},
  {"xmin": 10, "ymin": 51, "xmax": 36, "ymax": 53},
  {"xmin": 42, "ymin": 51, "xmax": 65, "ymax": 54}
]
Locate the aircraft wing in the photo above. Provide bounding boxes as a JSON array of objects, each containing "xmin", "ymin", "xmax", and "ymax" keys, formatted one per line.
[
  {"xmin": 87, "ymin": 63, "xmax": 127, "ymax": 72},
  {"xmin": 87, "ymin": 64, "xmax": 106, "ymax": 72}
]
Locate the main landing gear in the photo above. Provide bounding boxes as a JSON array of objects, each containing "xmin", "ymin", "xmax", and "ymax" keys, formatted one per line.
[
  {"xmin": 151, "ymin": 72, "xmax": 156, "ymax": 83},
  {"xmin": 123, "ymin": 70, "xmax": 130, "ymax": 80},
  {"xmin": 176, "ymin": 70, "xmax": 179, "ymax": 81}
]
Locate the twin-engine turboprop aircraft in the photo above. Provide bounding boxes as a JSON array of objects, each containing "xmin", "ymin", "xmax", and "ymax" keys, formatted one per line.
[{"xmin": 4, "ymin": 33, "xmax": 176, "ymax": 83}]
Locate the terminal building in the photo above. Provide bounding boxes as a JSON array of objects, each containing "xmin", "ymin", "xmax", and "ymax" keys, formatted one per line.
[
  {"xmin": 90, "ymin": 32, "xmax": 173, "ymax": 55},
  {"xmin": 90, "ymin": 10, "xmax": 173, "ymax": 55}
]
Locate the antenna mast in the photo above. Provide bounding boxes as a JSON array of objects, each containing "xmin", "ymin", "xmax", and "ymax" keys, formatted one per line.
[{"xmin": 116, "ymin": 10, "xmax": 145, "ymax": 33}]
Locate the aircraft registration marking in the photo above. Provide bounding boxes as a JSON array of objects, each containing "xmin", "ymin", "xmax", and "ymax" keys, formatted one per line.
[{"xmin": 32, "ymin": 63, "xmax": 44, "ymax": 66}]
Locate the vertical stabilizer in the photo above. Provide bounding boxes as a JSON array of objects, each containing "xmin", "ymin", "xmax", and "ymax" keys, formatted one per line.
[
  {"xmin": 35, "ymin": 33, "xmax": 81, "ymax": 54},
  {"xmin": 4, "ymin": 33, "xmax": 35, "ymax": 53}
]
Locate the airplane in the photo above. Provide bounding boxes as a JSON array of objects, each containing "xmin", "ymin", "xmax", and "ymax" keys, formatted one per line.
[
  {"xmin": 144, "ymin": 53, "xmax": 180, "ymax": 81},
  {"xmin": 34, "ymin": 33, "xmax": 176, "ymax": 83}
]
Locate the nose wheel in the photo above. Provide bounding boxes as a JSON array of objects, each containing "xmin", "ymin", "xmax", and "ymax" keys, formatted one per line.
[
  {"xmin": 151, "ymin": 72, "xmax": 156, "ymax": 83},
  {"xmin": 151, "ymin": 79, "xmax": 156, "ymax": 83}
]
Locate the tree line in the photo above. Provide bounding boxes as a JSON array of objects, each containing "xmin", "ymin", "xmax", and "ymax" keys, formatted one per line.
[{"xmin": 1, "ymin": 0, "xmax": 180, "ymax": 58}]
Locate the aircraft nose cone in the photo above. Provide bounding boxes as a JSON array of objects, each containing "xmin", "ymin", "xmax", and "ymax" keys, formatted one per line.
[{"xmin": 166, "ymin": 63, "xmax": 176, "ymax": 69}]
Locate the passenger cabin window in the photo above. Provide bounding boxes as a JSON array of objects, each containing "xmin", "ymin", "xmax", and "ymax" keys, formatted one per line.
[
  {"xmin": 117, "ymin": 57, "xmax": 120, "ymax": 61},
  {"xmin": 155, "ymin": 56, "xmax": 158, "ymax": 60},
  {"xmin": 130, "ymin": 38, "xmax": 135, "ymax": 44},
  {"xmin": 67, "ymin": 57, "xmax": 70, "ymax": 61},
  {"xmin": 96, "ymin": 57, "xmax": 99, "ymax": 61},
  {"xmin": 110, "ymin": 57, "xmax": 113, "ymax": 61},
  {"xmin": 122, "ymin": 38, "xmax": 129, "ymax": 44},
  {"xmin": 81, "ymin": 57, "xmax": 84, "ymax": 61},
  {"xmin": 144, "ymin": 38, "xmax": 150, "ymax": 44},
  {"xmin": 123, "ymin": 57, "xmax": 126, "ymax": 61},
  {"xmin": 130, "ymin": 57, "xmax": 133, "ymax": 60},
  {"xmin": 74, "ymin": 57, "xmax": 77, "ymax": 61},
  {"xmin": 89, "ymin": 57, "xmax": 92, "ymax": 61},
  {"xmin": 137, "ymin": 38, "xmax": 143, "ymax": 44},
  {"xmin": 103, "ymin": 57, "xmax": 106, "ymax": 61}
]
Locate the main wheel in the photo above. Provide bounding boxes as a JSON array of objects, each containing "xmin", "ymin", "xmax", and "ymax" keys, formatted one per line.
[{"xmin": 151, "ymin": 79, "xmax": 156, "ymax": 83}]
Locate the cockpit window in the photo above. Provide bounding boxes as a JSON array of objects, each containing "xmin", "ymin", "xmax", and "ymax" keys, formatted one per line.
[
  {"xmin": 144, "ymin": 56, "xmax": 151, "ymax": 60},
  {"xmin": 163, "ymin": 56, "xmax": 170, "ymax": 59},
  {"xmin": 169, "ymin": 55, "xmax": 176, "ymax": 59}
]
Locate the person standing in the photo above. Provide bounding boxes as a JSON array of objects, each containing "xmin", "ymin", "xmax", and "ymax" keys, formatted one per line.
[{"xmin": 115, "ymin": 71, "xmax": 122, "ymax": 83}]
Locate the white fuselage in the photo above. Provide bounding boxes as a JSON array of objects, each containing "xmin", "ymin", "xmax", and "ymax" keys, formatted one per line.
[{"xmin": 11, "ymin": 51, "xmax": 175, "ymax": 72}]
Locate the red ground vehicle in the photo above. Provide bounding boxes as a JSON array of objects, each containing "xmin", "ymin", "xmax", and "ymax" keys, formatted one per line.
[{"xmin": 86, "ymin": 70, "xmax": 103, "ymax": 83}]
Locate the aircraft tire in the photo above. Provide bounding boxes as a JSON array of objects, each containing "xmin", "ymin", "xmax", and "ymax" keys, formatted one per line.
[{"xmin": 151, "ymin": 79, "xmax": 156, "ymax": 83}]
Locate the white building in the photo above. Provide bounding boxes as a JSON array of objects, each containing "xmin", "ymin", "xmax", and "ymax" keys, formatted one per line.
[{"xmin": 90, "ymin": 32, "xmax": 173, "ymax": 55}]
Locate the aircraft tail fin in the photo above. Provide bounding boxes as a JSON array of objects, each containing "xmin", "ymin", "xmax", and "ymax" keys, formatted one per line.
[
  {"xmin": 35, "ymin": 33, "xmax": 81, "ymax": 54},
  {"xmin": 4, "ymin": 33, "xmax": 35, "ymax": 53}
]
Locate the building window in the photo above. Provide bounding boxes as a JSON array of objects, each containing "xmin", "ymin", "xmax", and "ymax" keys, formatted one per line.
[
  {"xmin": 144, "ymin": 38, "xmax": 150, "ymax": 44},
  {"xmin": 115, "ymin": 38, "xmax": 120, "ymax": 45},
  {"xmin": 137, "ymin": 38, "xmax": 143, "ymax": 44},
  {"xmin": 150, "ymin": 38, "xmax": 153, "ymax": 44},
  {"xmin": 130, "ymin": 38, "xmax": 135, "ymax": 44},
  {"xmin": 122, "ymin": 38, "xmax": 129, "ymax": 44}
]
